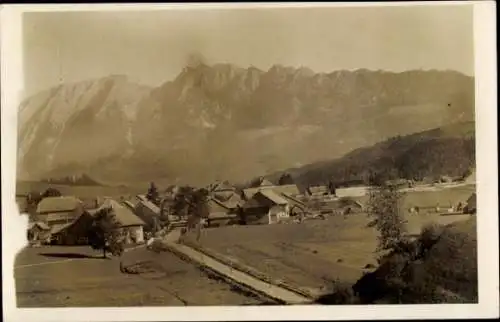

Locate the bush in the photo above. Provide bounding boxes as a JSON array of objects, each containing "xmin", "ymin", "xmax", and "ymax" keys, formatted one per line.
[{"xmin": 315, "ymin": 282, "xmax": 359, "ymax": 304}]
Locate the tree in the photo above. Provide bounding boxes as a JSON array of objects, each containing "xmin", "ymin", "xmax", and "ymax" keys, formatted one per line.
[
  {"xmin": 41, "ymin": 187, "xmax": 62, "ymax": 198},
  {"xmin": 367, "ymin": 178, "xmax": 407, "ymax": 255},
  {"xmin": 87, "ymin": 207, "xmax": 124, "ymax": 258},
  {"xmin": 146, "ymin": 182, "xmax": 160, "ymax": 205},
  {"xmin": 278, "ymin": 173, "xmax": 294, "ymax": 185},
  {"xmin": 328, "ymin": 180, "xmax": 337, "ymax": 195},
  {"xmin": 171, "ymin": 187, "xmax": 209, "ymax": 242}
]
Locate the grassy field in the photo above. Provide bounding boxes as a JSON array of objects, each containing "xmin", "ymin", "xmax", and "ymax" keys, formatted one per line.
[
  {"xmin": 352, "ymin": 185, "xmax": 476, "ymax": 210},
  {"xmin": 15, "ymin": 245, "xmax": 264, "ymax": 307},
  {"xmin": 191, "ymin": 210, "xmax": 474, "ymax": 296}
]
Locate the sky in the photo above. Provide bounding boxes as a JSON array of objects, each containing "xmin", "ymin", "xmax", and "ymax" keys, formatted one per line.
[{"xmin": 22, "ymin": 4, "xmax": 474, "ymax": 97}]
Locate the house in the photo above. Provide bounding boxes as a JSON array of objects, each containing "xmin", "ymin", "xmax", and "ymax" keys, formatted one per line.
[
  {"xmin": 242, "ymin": 189, "xmax": 290, "ymax": 225},
  {"xmin": 306, "ymin": 185, "xmax": 330, "ymax": 198},
  {"xmin": 133, "ymin": 195, "xmax": 161, "ymax": 231},
  {"xmin": 36, "ymin": 196, "xmax": 85, "ymax": 228},
  {"xmin": 463, "ymin": 193, "xmax": 477, "ymax": 214},
  {"xmin": 205, "ymin": 197, "xmax": 240, "ymax": 227},
  {"xmin": 27, "ymin": 221, "xmax": 51, "ymax": 244},
  {"xmin": 280, "ymin": 193, "xmax": 309, "ymax": 216},
  {"xmin": 249, "ymin": 176, "xmax": 275, "ymax": 188},
  {"xmin": 242, "ymin": 184, "xmax": 300, "ymax": 200},
  {"xmin": 335, "ymin": 186, "xmax": 370, "ymax": 198},
  {"xmin": 208, "ymin": 180, "xmax": 236, "ymax": 200},
  {"xmin": 50, "ymin": 211, "xmax": 95, "ymax": 245},
  {"xmin": 89, "ymin": 199, "xmax": 146, "ymax": 244}
]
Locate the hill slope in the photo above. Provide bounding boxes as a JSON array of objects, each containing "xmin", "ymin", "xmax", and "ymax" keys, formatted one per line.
[
  {"xmin": 266, "ymin": 121, "xmax": 475, "ymax": 186},
  {"xmin": 17, "ymin": 64, "xmax": 474, "ymax": 185}
]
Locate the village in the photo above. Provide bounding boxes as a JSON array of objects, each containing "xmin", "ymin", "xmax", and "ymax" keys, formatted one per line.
[{"xmin": 17, "ymin": 172, "xmax": 477, "ymax": 249}]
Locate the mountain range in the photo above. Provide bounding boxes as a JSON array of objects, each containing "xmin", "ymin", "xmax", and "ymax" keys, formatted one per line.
[{"xmin": 17, "ymin": 63, "xmax": 475, "ymax": 186}]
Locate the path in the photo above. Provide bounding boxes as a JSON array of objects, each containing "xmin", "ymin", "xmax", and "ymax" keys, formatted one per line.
[{"xmin": 161, "ymin": 228, "xmax": 312, "ymax": 305}]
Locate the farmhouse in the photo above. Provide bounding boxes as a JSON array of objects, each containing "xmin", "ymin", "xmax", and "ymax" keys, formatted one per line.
[
  {"xmin": 50, "ymin": 211, "xmax": 95, "ymax": 245},
  {"xmin": 306, "ymin": 185, "xmax": 330, "ymax": 198},
  {"xmin": 208, "ymin": 180, "xmax": 237, "ymax": 200},
  {"xmin": 242, "ymin": 184, "xmax": 301, "ymax": 200},
  {"xmin": 133, "ymin": 195, "xmax": 161, "ymax": 231},
  {"xmin": 242, "ymin": 189, "xmax": 290, "ymax": 225},
  {"xmin": 90, "ymin": 199, "xmax": 146, "ymax": 244},
  {"xmin": 36, "ymin": 196, "xmax": 85, "ymax": 228},
  {"xmin": 463, "ymin": 193, "xmax": 477, "ymax": 214},
  {"xmin": 249, "ymin": 176, "xmax": 275, "ymax": 188},
  {"xmin": 205, "ymin": 197, "xmax": 239, "ymax": 227},
  {"xmin": 27, "ymin": 221, "xmax": 51, "ymax": 244}
]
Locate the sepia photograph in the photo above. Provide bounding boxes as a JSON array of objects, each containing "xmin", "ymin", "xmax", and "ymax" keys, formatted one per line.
[{"xmin": 1, "ymin": 2, "xmax": 498, "ymax": 321}]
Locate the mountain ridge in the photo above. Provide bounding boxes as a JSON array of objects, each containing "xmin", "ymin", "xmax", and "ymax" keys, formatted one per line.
[{"xmin": 17, "ymin": 63, "xmax": 475, "ymax": 186}]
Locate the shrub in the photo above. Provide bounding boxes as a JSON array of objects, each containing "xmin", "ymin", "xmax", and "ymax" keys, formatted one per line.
[
  {"xmin": 366, "ymin": 181, "xmax": 406, "ymax": 254},
  {"xmin": 315, "ymin": 281, "xmax": 359, "ymax": 304}
]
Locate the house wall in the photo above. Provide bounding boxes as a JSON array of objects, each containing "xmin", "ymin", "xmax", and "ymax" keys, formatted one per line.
[
  {"xmin": 268, "ymin": 205, "xmax": 289, "ymax": 224},
  {"xmin": 28, "ymin": 226, "xmax": 51, "ymax": 243},
  {"xmin": 243, "ymin": 207, "xmax": 270, "ymax": 225},
  {"xmin": 335, "ymin": 186, "xmax": 370, "ymax": 198},
  {"xmin": 53, "ymin": 213, "xmax": 94, "ymax": 245},
  {"xmin": 121, "ymin": 225, "xmax": 144, "ymax": 244}
]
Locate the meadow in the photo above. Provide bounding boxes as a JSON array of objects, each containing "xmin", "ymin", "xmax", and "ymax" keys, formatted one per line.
[{"xmin": 15, "ymin": 245, "xmax": 264, "ymax": 307}]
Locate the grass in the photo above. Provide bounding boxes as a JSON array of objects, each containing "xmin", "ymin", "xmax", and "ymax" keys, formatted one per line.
[
  {"xmin": 14, "ymin": 245, "xmax": 264, "ymax": 307},
  {"xmin": 191, "ymin": 203, "xmax": 473, "ymax": 295}
]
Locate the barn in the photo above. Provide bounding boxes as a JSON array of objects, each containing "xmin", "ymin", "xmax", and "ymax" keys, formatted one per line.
[
  {"xmin": 36, "ymin": 196, "xmax": 85, "ymax": 229},
  {"xmin": 242, "ymin": 190, "xmax": 290, "ymax": 225},
  {"xmin": 96, "ymin": 199, "xmax": 146, "ymax": 244}
]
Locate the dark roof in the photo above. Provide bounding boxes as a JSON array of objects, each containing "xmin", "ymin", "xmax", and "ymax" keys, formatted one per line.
[
  {"xmin": 242, "ymin": 184, "xmax": 300, "ymax": 200},
  {"xmin": 135, "ymin": 195, "xmax": 160, "ymax": 214},
  {"xmin": 466, "ymin": 193, "xmax": 476, "ymax": 207},
  {"xmin": 28, "ymin": 221, "xmax": 50, "ymax": 231},
  {"xmin": 208, "ymin": 181, "xmax": 235, "ymax": 192},
  {"xmin": 36, "ymin": 196, "xmax": 82, "ymax": 214},
  {"xmin": 243, "ymin": 190, "xmax": 289, "ymax": 209}
]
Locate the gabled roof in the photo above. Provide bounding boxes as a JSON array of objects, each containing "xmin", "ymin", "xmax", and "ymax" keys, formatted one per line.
[
  {"xmin": 50, "ymin": 222, "xmax": 73, "ymax": 235},
  {"xmin": 259, "ymin": 190, "xmax": 289, "ymax": 205},
  {"xmin": 36, "ymin": 196, "xmax": 83, "ymax": 214},
  {"xmin": 92, "ymin": 199, "xmax": 145, "ymax": 227},
  {"xmin": 209, "ymin": 180, "xmax": 235, "ymax": 192},
  {"xmin": 280, "ymin": 193, "xmax": 307, "ymax": 208},
  {"xmin": 135, "ymin": 195, "xmax": 160, "ymax": 214},
  {"xmin": 244, "ymin": 190, "xmax": 289, "ymax": 209},
  {"xmin": 249, "ymin": 177, "xmax": 275, "ymax": 188},
  {"xmin": 212, "ymin": 193, "xmax": 243, "ymax": 209},
  {"xmin": 28, "ymin": 221, "xmax": 50, "ymax": 231},
  {"xmin": 242, "ymin": 184, "xmax": 300, "ymax": 200}
]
